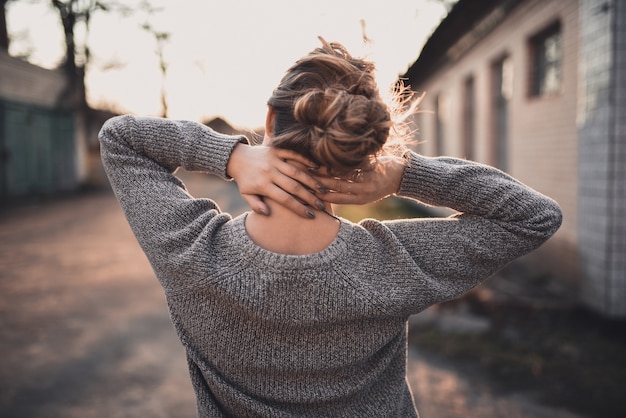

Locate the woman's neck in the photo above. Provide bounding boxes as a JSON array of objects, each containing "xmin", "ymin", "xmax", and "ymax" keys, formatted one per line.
[{"xmin": 244, "ymin": 199, "xmax": 340, "ymax": 255}]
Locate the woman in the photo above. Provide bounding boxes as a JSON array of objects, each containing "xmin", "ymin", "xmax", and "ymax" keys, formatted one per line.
[{"xmin": 100, "ymin": 38, "xmax": 562, "ymax": 417}]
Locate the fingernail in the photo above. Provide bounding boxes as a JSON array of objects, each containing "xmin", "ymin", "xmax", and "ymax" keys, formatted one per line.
[
  {"xmin": 307, "ymin": 166, "xmax": 320, "ymax": 172},
  {"xmin": 306, "ymin": 210, "xmax": 315, "ymax": 219},
  {"xmin": 259, "ymin": 208, "xmax": 268, "ymax": 216},
  {"xmin": 316, "ymin": 200, "xmax": 326, "ymax": 210},
  {"xmin": 317, "ymin": 184, "xmax": 329, "ymax": 194}
]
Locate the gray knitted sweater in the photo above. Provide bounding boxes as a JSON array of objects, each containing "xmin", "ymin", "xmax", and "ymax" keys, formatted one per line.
[{"xmin": 99, "ymin": 115, "xmax": 562, "ymax": 418}]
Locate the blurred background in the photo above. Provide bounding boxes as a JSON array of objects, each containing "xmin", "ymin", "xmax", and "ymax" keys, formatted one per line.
[{"xmin": 1, "ymin": 0, "xmax": 625, "ymax": 417}]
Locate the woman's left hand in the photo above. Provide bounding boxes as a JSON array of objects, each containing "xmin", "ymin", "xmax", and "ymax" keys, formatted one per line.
[
  {"xmin": 226, "ymin": 144, "xmax": 327, "ymax": 218},
  {"xmin": 314, "ymin": 156, "xmax": 406, "ymax": 206}
]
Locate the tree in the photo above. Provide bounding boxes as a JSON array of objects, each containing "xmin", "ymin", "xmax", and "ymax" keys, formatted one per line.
[
  {"xmin": 45, "ymin": 1, "xmax": 131, "ymax": 109},
  {"xmin": 137, "ymin": 1, "xmax": 169, "ymax": 117},
  {"xmin": 430, "ymin": 0, "xmax": 458, "ymax": 12},
  {"xmin": 1, "ymin": 0, "xmax": 10, "ymax": 51},
  {"xmin": 50, "ymin": 0, "xmax": 106, "ymax": 109},
  {"xmin": 141, "ymin": 22, "xmax": 170, "ymax": 118},
  {"xmin": 6, "ymin": 0, "xmax": 168, "ymax": 116}
]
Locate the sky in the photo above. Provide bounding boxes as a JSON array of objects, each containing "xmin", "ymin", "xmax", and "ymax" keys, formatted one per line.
[{"xmin": 6, "ymin": 0, "xmax": 450, "ymax": 128}]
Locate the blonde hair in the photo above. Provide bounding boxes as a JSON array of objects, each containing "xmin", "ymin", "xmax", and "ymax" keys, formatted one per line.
[{"xmin": 267, "ymin": 37, "xmax": 415, "ymax": 176}]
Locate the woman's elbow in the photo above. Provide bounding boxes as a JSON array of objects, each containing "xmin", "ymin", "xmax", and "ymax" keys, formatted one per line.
[
  {"xmin": 99, "ymin": 115, "xmax": 133, "ymax": 146},
  {"xmin": 533, "ymin": 198, "xmax": 563, "ymax": 240}
]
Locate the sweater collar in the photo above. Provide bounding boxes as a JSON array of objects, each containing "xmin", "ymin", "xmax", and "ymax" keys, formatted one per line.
[{"xmin": 229, "ymin": 214, "xmax": 351, "ymax": 271}]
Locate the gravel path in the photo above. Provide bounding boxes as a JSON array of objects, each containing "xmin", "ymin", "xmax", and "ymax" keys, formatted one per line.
[{"xmin": 0, "ymin": 172, "xmax": 586, "ymax": 417}]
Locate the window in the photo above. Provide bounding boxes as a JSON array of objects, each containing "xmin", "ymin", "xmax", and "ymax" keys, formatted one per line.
[
  {"xmin": 434, "ymin": 93, "xmax": 446, "ymax": 156},
  {"xmin": 463, "ymin": 76, "xmax": 475, "ymax": 160},
  {"xmin": 529, "ymin": 22, "xmax": 562, "ymax": 97},
  {"xmin": 491, "ymin": 56, "xmax": 512, "ymax": 170}
]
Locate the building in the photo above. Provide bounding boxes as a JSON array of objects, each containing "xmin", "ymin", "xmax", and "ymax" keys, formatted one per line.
[
  {"xmin": 0, "ymin": 49, "xmax": 81, "ymax": 200},
  {"xmin": 0, "ymin": 49, "xmax": 114, "ymax": 200},
  {"xmin": 402, "ymin": 0, "xmax": 625, "ymax": 317}
]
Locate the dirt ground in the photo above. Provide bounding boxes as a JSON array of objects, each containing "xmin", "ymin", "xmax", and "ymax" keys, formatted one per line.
[{"xmin": 0, "ymin": 173, "xmax": 590, "ymax": 418}]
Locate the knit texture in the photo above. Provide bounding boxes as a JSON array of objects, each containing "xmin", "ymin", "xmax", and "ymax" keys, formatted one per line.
[{"xmin": 100, "ymin": 115, "xmax": 562, "ymax": 417}]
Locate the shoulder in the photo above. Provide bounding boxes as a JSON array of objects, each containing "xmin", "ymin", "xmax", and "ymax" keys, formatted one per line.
[{"xmin": 343, "ymin": 217, "xmax": 416, "ymax": 262}]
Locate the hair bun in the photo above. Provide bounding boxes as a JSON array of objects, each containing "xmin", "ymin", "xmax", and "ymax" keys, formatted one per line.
[
  {"xmin": 293, "ymin": 87, "xmax": 347, "ymax": 127},
  {"xmin": 292, "ymin": 87, "xmax": 391, "ymax": 174},
  {"xmin": 267, "ymin": 38, "xmax": 413, "ymax": 177}
]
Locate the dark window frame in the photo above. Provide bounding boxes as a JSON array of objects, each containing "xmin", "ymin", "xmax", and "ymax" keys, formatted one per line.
[
  {"xmin": 462, "ymin": 75, "xmax": 475, "ymax": 160},
  {"xmin": 528, "ymin": 20, "xmax": 563, "ymax": 97},
  {"xmin": 434, "ymin": 93, "xmax": 445, "ymax": 156},
  {"xmin": 491, "ymin": 54, "xmax": 511, "ymax": 171}
]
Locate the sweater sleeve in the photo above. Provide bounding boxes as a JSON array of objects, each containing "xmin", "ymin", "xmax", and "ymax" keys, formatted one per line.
[
  {"xmin": 364, "ymin": 152, "xmax": 562, "ymax": 316},
  {"xmin": 98, "ymin": 115, "xmax": 247, "ymax": 290}
]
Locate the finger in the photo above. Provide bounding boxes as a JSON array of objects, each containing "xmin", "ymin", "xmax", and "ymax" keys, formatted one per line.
[
  {"xmin": 316, "ymin": 176, "xmax": 355, "ymax": 195},
  {"xmin": 322, "ymin": 186, "xmax": 377, "ymax": 205},
  {"xmin": 314, "ymin": 176, "xmax": 381, "ymax": 205},
  {"xmin": 310, "ymin": 166, "xmax": 332, "ymax": 177},
  {"xmin": 319, "ymin": 191, "xmax": 362, "ymax": 205},
  {"xmin": 272, "ymin": 173, "xmax": 326, "ymax": 211},
  {"xmin": 240, "ymin": 194, "xmax": 270, "ymax": 216},
  {"xmin": 267, "ymin": 184, "xmax": 317, "ymax": 219},
  {"xmin": 275, "ymin": 159, "xmax": 329, "ymax": 196}
]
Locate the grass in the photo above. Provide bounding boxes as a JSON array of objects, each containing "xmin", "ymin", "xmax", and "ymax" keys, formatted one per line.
[{"xmin": 334, "ymin": 196, "xmax": 428, "ymax": 222}]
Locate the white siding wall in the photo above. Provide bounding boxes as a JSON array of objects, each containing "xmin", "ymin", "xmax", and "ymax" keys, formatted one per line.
[
  {"xmin": 0, "ymin": 50, "xmax": 67, "ymax": 106},
  {"xmin": 412, "ymin": 0, "xmax": 580, "ymax": 282}
]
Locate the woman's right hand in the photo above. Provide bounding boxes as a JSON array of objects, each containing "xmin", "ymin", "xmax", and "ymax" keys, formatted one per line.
[
  {"xmin": 226, "ymin": 143, "xmax": 328, "ymax": 218},
  {"xmin": 315, "ymin": 156, "xmax": 407, "ymax": 205}
]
